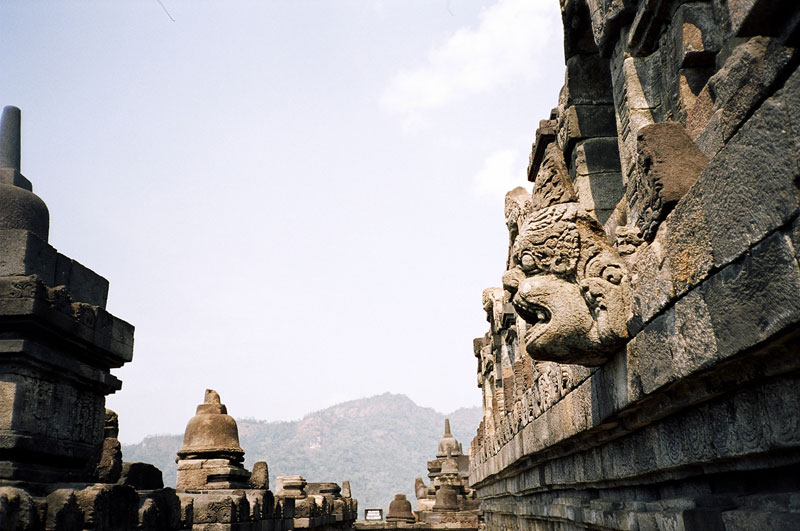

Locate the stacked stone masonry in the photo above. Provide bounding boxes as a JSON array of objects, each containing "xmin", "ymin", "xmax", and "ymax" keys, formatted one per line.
[
  {"xmin": 470, "ymin": 1, "xmax": 800, "ymax": 530},
  {"xmin": 0, "ymin": 106, "xmax": 357, "ymax": 531}
]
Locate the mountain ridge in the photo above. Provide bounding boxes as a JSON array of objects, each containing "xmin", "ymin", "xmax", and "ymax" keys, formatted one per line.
[{"xmin": 122, "ymin": 393, "xmax": 481, "ymax": 512}]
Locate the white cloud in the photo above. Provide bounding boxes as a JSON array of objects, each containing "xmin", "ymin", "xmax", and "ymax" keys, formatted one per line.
[
  {"xmin": 472, "ymin": 148, "xmax": 529, "ymax": 199},
  {"xmin": 381, "ymin": 0, "xmax": 559, "ymax": 127}
]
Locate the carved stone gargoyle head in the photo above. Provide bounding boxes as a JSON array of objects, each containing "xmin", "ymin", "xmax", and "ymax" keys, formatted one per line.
[{"xmin": 502, "ymin": 144, "xmax": 630, "ymax": 366}]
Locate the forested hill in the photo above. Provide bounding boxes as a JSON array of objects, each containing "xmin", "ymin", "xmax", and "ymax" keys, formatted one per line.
[{"xmin": 122, "ymin": 393, "xmax": 481, "ymax": 512}]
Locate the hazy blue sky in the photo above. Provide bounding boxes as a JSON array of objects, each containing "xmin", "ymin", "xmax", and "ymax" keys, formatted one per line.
[{"xmin": 1, "ymin": 0, "xmax": 565, "ymax": 443}]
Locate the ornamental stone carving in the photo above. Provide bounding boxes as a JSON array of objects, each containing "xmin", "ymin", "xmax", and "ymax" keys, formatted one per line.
[{"xmin": 502, "ymin": 144, "xmax": 631, "ymax": 366}]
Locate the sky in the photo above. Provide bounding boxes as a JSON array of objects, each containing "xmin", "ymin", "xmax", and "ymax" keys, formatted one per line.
[{"xmin": 0, "ymin": 0, "xmax": 565, "ymax": 444}]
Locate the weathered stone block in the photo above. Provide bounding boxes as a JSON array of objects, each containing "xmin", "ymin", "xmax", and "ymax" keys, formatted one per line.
[
  {"xmin": 178, "ymin": 494, "xmax": 194, "ymax": 528},
  {"xmin": 75, "ymin": 484, "xmax": 139, "ymax": 530},
  {"xmin": 626, "ymin": 0, "xmax": 674, "ymax": 57},
  {"xmin": 119, "ymin": 462, "xmax": 164, "ymax": 490},
  {"xmin": 0, "ymin": 229, "xmax": 57, "ymax": 284},
  {"xmin": 610, "ymin": 50, "xmax": 662, "ymax": 179},
  {"xmin": 727, "ymin": 0, "xmax": 800, "ymax": 37},
  {"xmin": 0, "ymin": 487, "xmax": 39, "ymax": 530},
  {"xmin": 138, "ymin": 488, "xmax": 181, "ymax": 531},
  {"xmin": 192, "ymin": 495, "xmax": 246, "ymax": 524},
  {"xmin": 0, "ymin": 168, "xmax": 32, "ymax": 190},
  {"xmin": 54, "ymin": 253, "xmax": 109, "ymax": 308},
  {"xmin": 249, "ymin": 461, "xmax": 269, "ymax": 490},
  {"xmin": 697, "ymin": 66, "xmax": 800, "ymax": 267},
  {"xmin": 95, "ymin": 437, "xmax": 123, "ymax": 483},
  {"xmin": 629, "ymin": 238, "xmax": 673, "ymax": 331},
  {"xmin": 690, "ymin": 36, "xmax": 795, "ymax": 158},
  {"xmin": 627, "ymin": 122, "xmax": 708, "ymax": 241},
  {"xmin": 561, "ymin": 0, "xmax": 598, "ymax": 58},
  {"xmin": 557, "ymin": 104, "xmax": 618, "ymax": 157},
  {"xmin": 671, "ymin": 2, "xmax": 722, "ymax": 68},
  {"xmin": 45, "ymin": 489, "xmax": 84, "ymax": 530},
  {"xmin": 527, "ymin": 118, "xmax": 557, "ymax": 182},
  {"xmin": 586, "ymin": 0, "xmax": 637, "ymax": 55},
  {"xmin": 701, "ymin": 231, "xmax": 800, "ymax": 361},
  {"xmin": 662, "ymin": 184, "xmax": 713, "ymax": 291},
  {"xmin": 565, "ymin": 54, "xmax": 614, "ymax": 106},
  {"xmin": 627, "ymin": 289, "xmax": 717, "ymax": 396},
  {"xmin": 0, "ymin": 183, "xmax": 49, "ymax": 241},
  {"xmin": 570, "ymin": 137, "xmax": 622, "ymax": 178},
  {"xmin": 574, "ymin": 172, "xmax": 625, "ymax": 224},
  {"xmin": 721, "ymin": 511, "xmax": 800, "ymax": 531}
]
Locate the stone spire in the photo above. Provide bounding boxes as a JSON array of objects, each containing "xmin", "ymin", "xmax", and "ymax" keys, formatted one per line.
[
  {"xmin": 0, "ymin": 105, "xmax": 21, "ymax": 171},
  {"xmin": 436, "ymin": 419, "xmax": 462, "ymax": 458},
  {"xmin": 0, "ymin": 106, "xmax": 49, "ymax": 240}
]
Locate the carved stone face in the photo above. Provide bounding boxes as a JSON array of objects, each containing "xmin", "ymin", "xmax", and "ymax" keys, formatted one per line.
[{"xmin": 503, "ymin": 203, "xmax": 630, "ymax": 366}]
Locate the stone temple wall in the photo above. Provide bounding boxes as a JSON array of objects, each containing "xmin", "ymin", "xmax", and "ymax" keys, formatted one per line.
[{"xmin": 470, "ymin": 1, "xmax": 800, "ymax": 530}]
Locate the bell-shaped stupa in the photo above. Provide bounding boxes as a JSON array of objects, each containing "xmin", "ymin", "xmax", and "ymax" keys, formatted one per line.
[
  {"xmin": 386, "ymin": 494, "xmax": 416, "ymax": 523},
  {"xmin": 176, "ymin": 390, "xmax": 250, "ymax": 490}
]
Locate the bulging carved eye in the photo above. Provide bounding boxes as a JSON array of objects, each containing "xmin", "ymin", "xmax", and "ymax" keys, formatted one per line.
[
  {"xmin": 521, "ymin": 252, "xmax": 535, "ymax": 269},
  {"xmin": 601, "ymin": 264, "xmax": 624, "ymax": 285}
]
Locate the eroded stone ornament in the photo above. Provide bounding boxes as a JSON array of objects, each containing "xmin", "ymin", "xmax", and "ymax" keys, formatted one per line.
[{"xmin": 502, "ymin": 144, "xmax": 631, "ymax": 366}]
